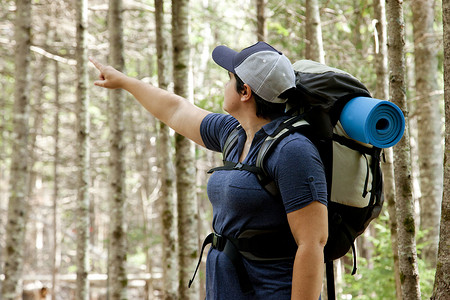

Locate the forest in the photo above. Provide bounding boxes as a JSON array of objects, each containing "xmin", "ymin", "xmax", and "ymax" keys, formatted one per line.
[{"xmin": 0, "ymin": 0, "xmax": 449, "ymax": 299}]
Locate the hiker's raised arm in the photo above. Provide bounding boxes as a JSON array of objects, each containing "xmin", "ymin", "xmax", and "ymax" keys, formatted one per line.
[{"xmin": 90, "ymin": 57, "xmax": 210, "ymax": 146}]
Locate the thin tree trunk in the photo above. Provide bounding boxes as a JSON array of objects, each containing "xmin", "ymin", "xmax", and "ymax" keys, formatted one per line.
[
  {"xmin": 108, "ymin": 0, "xmax": 128, "ymax": 299},
  {"xmin": 155, "ymin": 0, "xmax": 178, "ymax": 298},
  {"xmin": 1, "ymin": 0, "xmax": 31, "ymax": 298},
  {"xmin": 27, "ymin": 49, "xmax": 46, "ymax": 273},
  {"xmin": 386, "ymin": 1, "xmax": 421, "ymax": 299},
  {"xmin": 256, "ymin": 0, "xmax": 265, "ymax": 41},
  {"xmin": 352, "ymin": 0, "xmax": 363, "ymax": 50},
  {"xmin": 75, "ymin": 0, "xmax": 90, "ymax": 299},
  {"xmin": 0, "ymin": 80, "xmax": 5, "ymax": 296},
  {"xmin": 431, "ymin": 1, "xmax": 450, "ymax": 297},
  {"xmin": 305, "ymin": 0, "xmax": 325, "ymax": 63},
  {"xmin": 138, "ymin": 164, "xmax": 153, "ymax": 300},
  {"xmin": 373, "ymin": 0, "xmax": 402, "ymax": 298},
  {"xmin": 411, "ymin": 0, "xmax": 443, "ymax": 268},
  {"xmin": 172, "ymin": 0, "xmax": 199, "ymax": 298},
  {"xmin": 51, "ymin": 60, "xmax": 61, "ymax": 300}
]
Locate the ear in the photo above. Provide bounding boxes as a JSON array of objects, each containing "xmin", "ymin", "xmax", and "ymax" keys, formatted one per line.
[{"xmin": 240, "ymin": 84, "xmax": 253, "ymax": 102}]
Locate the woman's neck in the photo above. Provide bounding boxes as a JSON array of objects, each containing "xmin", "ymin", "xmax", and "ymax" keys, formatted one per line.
[{"xmin": 237, "ymin": 116, "xmax": 271, "ymax": 162}]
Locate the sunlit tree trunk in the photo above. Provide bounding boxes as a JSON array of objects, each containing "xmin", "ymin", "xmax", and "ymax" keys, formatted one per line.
[
  {"xmin": 1, "ymin": 0, "xmax": 31, "ymax": 298},
  {"xmin": 431, "ymin": 1, "xmax": 450, "ymax": 298},
  {"xmin": 172, "ymin": 0, "xmax": 199, "ymax": 298},
  {"xmin": 256, "ymin": 0, "xmax": 265, "ymax": 41},
  {"xmin": 51, "ymin": 60, "xmax": 61, "ymax": 300},
  {"xmin": 0, "ymin": 80, "xmax": 5, "ymax": 295},
  {"xmin": 411, "ymin": 0, "xmax": 443, "ymax": 268},
  {"xmin": 75, "ymin": 0, "xmax": 90, "ymax": 299},
  {"xmin": 373, "ymin": 0, "xmax": 401, "ymax": 298},
  {"xmin": 27, "ymin": 44, "xmax": 46, "ymax": 273},
  {"xmin": 108, "ymin": 0, "xmax": 128, "ymax": 299},
  {"xmin": 305, "ymin": 0, "xmax": 325, "ymax": 63},
  {"xmin": 386, "ymin": 0, "xmax": 421, "ymax": 299},
  {"xmin": 155, "ymin": 0, "xmax": 178, "ymax": 298}
]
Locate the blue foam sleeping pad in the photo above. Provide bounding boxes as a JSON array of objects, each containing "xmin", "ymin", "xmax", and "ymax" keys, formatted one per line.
[{"xmin": 340, "ymin": 97, "xmax": 405, "ymax": 148}]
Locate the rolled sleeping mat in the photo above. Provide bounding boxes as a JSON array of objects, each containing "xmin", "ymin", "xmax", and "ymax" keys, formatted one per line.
[{"xmin": 340, "ymin": 96, "xmax": 405, "ymax": 148}]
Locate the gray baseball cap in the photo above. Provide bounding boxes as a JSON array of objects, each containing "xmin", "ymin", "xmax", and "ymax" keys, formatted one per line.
[{"xmin": 212, "ymin": 41, "xmax": 296, "ymax": 103}]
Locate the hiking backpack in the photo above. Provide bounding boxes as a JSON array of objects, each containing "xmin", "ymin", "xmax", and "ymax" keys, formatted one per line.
[{"xmin": 215, "ymin": 60, "xmax": 386, "ymax": 299}]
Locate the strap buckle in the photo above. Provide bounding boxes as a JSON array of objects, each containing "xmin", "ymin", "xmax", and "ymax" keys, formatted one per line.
[
  {"xmin": 233, "ymin": 162, "xmax": 244, "ymax": 170},
  {"xmin": 212, "ymin": 233, "xmax": 225, "ymax": 251}
]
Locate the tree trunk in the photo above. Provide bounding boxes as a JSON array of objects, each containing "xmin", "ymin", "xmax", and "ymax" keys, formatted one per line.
[
  {"xmin": 256, "ymin": 0, "xmax": 265, "ymax": 41},
  {"xmin": 27, "ymin": 46, "xmax": 46, "ymax": 273},
  {"xmin": 108, "ymin": 0, "xmax": 128, "ymax": 299},
  {"xmin": 75, "ymin": 0, "xmax": 91, "ymax": 299},
  {"xmin": 386, "ymin": 1, "xmax": 421, "ymax": 299},
  {"xmin": 305, "ymin": 0, "xmax": 325, "ymax": 63},
  {"xmin": 431, "ymin": 1, "xmax": 450, "ymax": 297},
  {"xmin": 172, "ymin": 0, "xmax": 199, "ymax": 298},
  {"xmin": 411, "ymin": 0, "xmax": 443, "ymax": 268},
  {"xmin": 51, "ymin": 60, "xmax": 61, "ymax": 300},
  {"xmin": 155, "ymin": 0, "xmax": 178, "ymax": 298},
  {"xmin": 1, "ymin": 0, "xmax": 31, "ymax": 298},
  {"xmin": 373, "ymin": 0, "xmax": 402, "ymax": 298},
  {"xmin": 352, "ymin": 0, "xmax": 363, "ymax": 50}
]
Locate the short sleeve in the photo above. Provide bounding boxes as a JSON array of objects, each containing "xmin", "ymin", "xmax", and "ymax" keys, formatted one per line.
[
  {"xmin": 200, "ymin": 113, "xmax": 239, "ymax": 152},
  {"xmin": 267, "ymin": 135, "xmax": 328, "ymax": 213}
]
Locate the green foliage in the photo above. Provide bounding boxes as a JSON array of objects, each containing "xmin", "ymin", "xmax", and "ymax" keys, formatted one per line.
[
  {"xmin": 418, "ymin": 255, "xmax": 436, "ymax": 299},
  {"xmin": 267, "ymin": 0, "xmax": 305, "ymax": 58},
  {"xmin": 340, "ymin": 215, "xmax": 437, "ymax": 299},
  {"xmin": 415, "ymin": 230, "xmax": 437, "ymax": 299},
  {"xmin": 340, "ymin": 216, "xmax": 396, "ymax": 299},
  {"xmin": 128, "ymin": 250, "xmax": 147, "ymax": 266},
  {"xmin": 268, "ymin": 21, "xmax": 290, "ymax": 37}
]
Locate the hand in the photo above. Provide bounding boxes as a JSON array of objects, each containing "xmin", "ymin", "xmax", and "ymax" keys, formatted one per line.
[{"xmin": 89, "ymin": 57, "xmax": 128, "ymax": 89}]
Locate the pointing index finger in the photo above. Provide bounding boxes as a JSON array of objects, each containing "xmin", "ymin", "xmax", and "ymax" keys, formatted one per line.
[{"xmin": 89, "ymin": 57, "xmax": 103, "ymax": 71}]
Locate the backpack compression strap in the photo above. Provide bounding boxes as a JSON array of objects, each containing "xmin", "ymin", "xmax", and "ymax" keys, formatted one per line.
[{"xmin": 332, "ymin": 133, "xmax": 384, "ymax": 208}]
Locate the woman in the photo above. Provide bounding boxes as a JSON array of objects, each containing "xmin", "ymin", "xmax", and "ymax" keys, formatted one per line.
[{"xmin": 91, "ymin": 41, "xmax": 328, "ymax": 300}]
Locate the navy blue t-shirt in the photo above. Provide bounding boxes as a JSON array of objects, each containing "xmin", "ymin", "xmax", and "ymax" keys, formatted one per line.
[{"xmin": 200, "ymin": 113, "xmax": 327, "ymax": 300}]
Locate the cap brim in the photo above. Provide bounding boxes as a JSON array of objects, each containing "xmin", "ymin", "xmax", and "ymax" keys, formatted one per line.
[{"xmin": 212, "ymin": 45, "xmax": 238, "ymax": 73}]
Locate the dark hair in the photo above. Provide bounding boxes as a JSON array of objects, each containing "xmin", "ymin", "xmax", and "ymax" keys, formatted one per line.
[{"xmin": 234, "ymin": 74, "xmax": 288, "ymax": 120}]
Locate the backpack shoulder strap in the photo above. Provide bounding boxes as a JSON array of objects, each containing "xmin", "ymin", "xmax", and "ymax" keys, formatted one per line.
[
  {"xmin": 207, "ymin": 124, "xmax": 266, "ymax": 176},
  {"xmin": 208, "ymin": 117, "xmax": 310, "ymax": 197},
  {"xmin": 223, "ymin": 124, "xmax": 241, "ymax": 160},
  {"xmin": 255, "ymin": 116, "xmax": 310, "ymax": 196}
]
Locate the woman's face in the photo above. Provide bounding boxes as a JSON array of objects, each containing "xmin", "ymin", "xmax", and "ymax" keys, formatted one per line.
[{"xmin": 223, "ymin": 72, "xmax": 241, "ymax": 114}]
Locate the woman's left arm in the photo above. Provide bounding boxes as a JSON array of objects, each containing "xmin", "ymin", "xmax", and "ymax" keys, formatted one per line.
[{"xmin": 287, "ymin": 201, "xmax": 328, "ymax": 300}]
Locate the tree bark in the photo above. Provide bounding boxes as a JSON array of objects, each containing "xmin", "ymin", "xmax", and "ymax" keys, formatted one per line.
[
  {"xmin": 305, "ymin": 0, "xmax": 325, "ymax": 63},
  {"xmin": 51, "ymin": 60, "xmax": 61, "ymax": 300},
  {"xmin": 75, "ymin": 0, "xmax": 91, "ymax": 299},
  {"xmin": 386, "ymin": 0, "xmax": 421, "ymax": 299},
  {"xmin": 108, "ymin": 0, "xmax": 128, "ymax": 299},
  {"xmin": 172, "ymin": 0, "xmax": 199, "ymax": 298},
  {"xmin": 155, "ymin": 0, "xmax": 178, "ymax": 299},
  {"xmin": 431, "ymin": 0, "xmax": 450, "ymax": 297},
  {"xmin": 1, "ymin": 0, "xmax": 31, "ymax": 298},
  {"xmin": 411, "ymin": 0, "xmax": 443, "ymax": 268},
  {"xmin": 373, "ymin": 0, "xmax": 401, "ymax": 298},
  {"xmin": 27, "ymin": 43, "xmax": 46, "ymax": 273},
  {"xmin": 256, "ymin": 0, "xmax": 266, "ymax": 41}
]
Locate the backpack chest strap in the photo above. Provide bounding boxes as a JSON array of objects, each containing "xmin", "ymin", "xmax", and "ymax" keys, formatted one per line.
[{"xmin": 207, "ymin": 160, "xmax": 264, "ymax": 175}]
